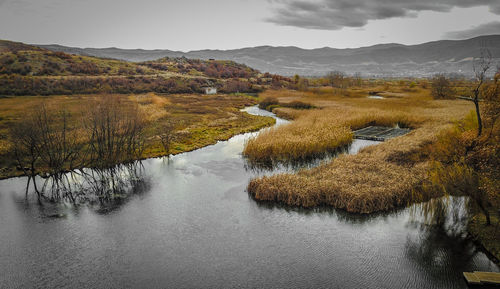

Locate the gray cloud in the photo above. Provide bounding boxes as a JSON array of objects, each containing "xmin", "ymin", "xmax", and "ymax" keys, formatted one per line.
[
  {"xmin": 267, "ymin": 0, "xmax": 500, "ymax": 30},
  {"xmin": 444, "ymin": 21, "xmax": 500, "ymax": 39}
]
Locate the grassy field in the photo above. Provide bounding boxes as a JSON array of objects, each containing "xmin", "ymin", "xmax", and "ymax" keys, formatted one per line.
[
  {"xmin": 245, "ymin": 83, "xmax": 475, "ymax": 213},
  {"xmin": 0, "ymin": 93, "xmax": 274, "ymax": 179}
]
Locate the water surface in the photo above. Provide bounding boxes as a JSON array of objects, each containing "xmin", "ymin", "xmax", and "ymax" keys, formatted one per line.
[
  {"xmin": 0, "ymin": 106, "xmax": 497, "ymax": 289},
  {"xmin": 368, "ymin": 95, "xmax": 385, "ymax": 99}
]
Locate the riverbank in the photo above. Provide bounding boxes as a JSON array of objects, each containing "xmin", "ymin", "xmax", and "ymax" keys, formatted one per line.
[
  {"xmin": 0, "ymin": 93, "xmax": 275, "ymax": 179},
  {"xmin": 469, "ymin": 212, "xmax": 500, "ymax": 264}
]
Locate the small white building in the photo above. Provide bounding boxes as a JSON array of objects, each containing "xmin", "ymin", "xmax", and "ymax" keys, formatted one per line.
[{"xmin": 203, "ymin": 87, "xmax": 217, "ymax": 95}]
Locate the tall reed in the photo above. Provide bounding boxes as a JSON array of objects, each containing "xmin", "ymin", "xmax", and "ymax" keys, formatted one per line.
[{"xmin": 246, "ymin": 87, "xmax": 473, "ymax": 213}]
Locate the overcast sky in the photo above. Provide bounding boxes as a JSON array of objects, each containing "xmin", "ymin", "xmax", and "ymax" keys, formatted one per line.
[{"xmin": 0, "ymin": 0, "xmax": 499, "ymax": 51}]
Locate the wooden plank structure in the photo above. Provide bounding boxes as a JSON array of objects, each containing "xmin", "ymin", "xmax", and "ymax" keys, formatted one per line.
[
  {"xmin": 354, "ymin": 126, "xmax": 411, "ymax": 141},
  {"xmin": 463, "ymin": 271, "xmax": 500, "ymax": 286},
  {"xmin": 464, "ymin": 272, "xmax": 482, "ymax": 285}
]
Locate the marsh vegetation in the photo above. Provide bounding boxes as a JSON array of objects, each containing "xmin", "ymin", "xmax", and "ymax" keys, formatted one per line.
[
  {"xmin": 0, "ymin": 93, "xmax": 275, "ymax": 181},
  {"xmin": 245, "ymin": 73, "xmax": 499, "ymax": 226},
  {"xmin": 0, "ymin": 38, "xmax": 498, "ymax": 265}
]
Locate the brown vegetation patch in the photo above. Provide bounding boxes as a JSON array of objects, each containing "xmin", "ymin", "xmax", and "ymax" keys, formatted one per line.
[
  {"xmin": 0, "ymin": 93, "xmax": 274, "ymax": 178},
  {"xmin": 243, "ymin": 104, "xmax": 426, "ymax": 165},
  {"xmin": 246, "ymin": 86, "xmax": 474, "ymax": 213},
  {"xmin": 247, "ymin": 126, "xmax": 445, "ymax": 213}
]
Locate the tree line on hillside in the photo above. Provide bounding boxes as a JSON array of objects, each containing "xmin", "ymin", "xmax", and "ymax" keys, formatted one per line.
[
  {"xmin": 290, "ymin": 71, "xmax": 364, "ymax": 91},
  {"xmin": 0, "ymin": 75, "xmax": 273, "ymax": 95},
  {"xmin": 141, "ymin": 57, "xmax": 259, "ymax": 79},
  {"xmin": 0, "ymin": 48, "xmax": 262, "ymax": 79},
  {"xmin": 0, "ymin": 41, "xmax": 297, "ymax": 96}
]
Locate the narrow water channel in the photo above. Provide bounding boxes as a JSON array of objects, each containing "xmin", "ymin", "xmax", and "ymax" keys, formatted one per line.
[{"xmin": 0, "ymin": 106, "xmax": 497, "ymax": 289}]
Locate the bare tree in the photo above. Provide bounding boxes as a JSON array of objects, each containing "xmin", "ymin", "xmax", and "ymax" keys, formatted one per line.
[
  {"xmin": 157, "ymin": 119, "xmax": 177, "ymax": 155},
  {"xmin": 9, "ymin": 114, "xmax": 42, "ymax": 200},
  {"xmin": 431, "ymin": 74, "xmax": 454, "ymax": 99},
  {"xmin": 326, "ymin": 71, "xmax": 346, "ymax": 89},
  {"xmin": 468, "ymin": 67, "xmax": 500, "ymax": 226},
  {"xmin": 37, "ymin": 104, "xmax": 81, "ymax": 171},
  {"xmin": 10, "ymin": 96, "xmax": 148, "ymax": 204},
  {"xmin": 460, "ymin": 48, "xmax": 493, "ymax": 137},
  {"xmin": 481, "ymin": 66, "xmax": 500, "ymax": 138},
  {"xmin": 353, "ymin": 72, "xmax": 363, "ymax": 87},
  {"xmin": 84, "ymin": 95, "xmax": 146, "ymax": 169},
  {"xmin": 297, "ymin": 77, "xmax": 309, "ymax": 91},
  {"xmin": 472, "ymin": 49, "xmax": 493, "ymax": 137},
  {"xmin": 9, "ymin": 102, "xmax": 83, "ymax": 201},
  {"xmin": 35, "ymin": 103, "xmax": 83, "ymax": 201}
]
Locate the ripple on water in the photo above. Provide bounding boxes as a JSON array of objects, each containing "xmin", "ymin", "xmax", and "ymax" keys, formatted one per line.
[{"xmin": 0, "ymin": 106, "xmax": 498, "ymax": 289}]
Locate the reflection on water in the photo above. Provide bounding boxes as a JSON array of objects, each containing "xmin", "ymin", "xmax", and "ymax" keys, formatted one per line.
[
  {"xmin": 22, "ymin": 161, "xmax": 150, "ymax": 212},
  {"xmin": 243, "ymin": 149, "xmax": 348, "ymax": 173},
  {"xmin": 406, "ymin": 198, "xmax": 499, "ymax": 289},
  {"xmin": 244, "ymin": 138, "xmax": 379, "ymax": 174},
  {"xmin": 242, "ymin": 106, "xmax": 380, "ymax": 172},
  {"xmin": 0, "ymin": 106, "xmax": 497, "ymax": 289}
]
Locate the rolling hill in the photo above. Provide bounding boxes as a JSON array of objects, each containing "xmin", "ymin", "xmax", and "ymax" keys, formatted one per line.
[
  {"xmin": 37, "ymin": 35, "xmax": 500, "ymax": 77},
  {"xmin": 0, "ymin": 40, "xmax": 291, "ymax": 96}
]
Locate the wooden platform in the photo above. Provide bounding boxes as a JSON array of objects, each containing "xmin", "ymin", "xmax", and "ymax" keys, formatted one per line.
[
  {"xmin": 463, "ymin": 271, "xmax": 500, "ymax": 285},
  {"xmin": 354, "ymin": 126, "xmax": 410, "ymax": 141}
]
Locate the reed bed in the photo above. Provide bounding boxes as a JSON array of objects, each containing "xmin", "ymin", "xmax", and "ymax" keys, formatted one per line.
[
  {"xmin": 243, "ymin": 106, "xmax": 424, "ymax": 165},
  {"xmin": 248, "ymin": 125, "xmax": 444, "ymax": 213},
  {"xmin": 246, "ymin": 88, "xmax": 473, "ymax": 213},
  {"xmin": 244, "ymin": 117, "xmax": 353, "ymax": 165}
]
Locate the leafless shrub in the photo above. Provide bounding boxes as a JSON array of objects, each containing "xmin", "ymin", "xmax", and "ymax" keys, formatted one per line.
[
  {"xmin": 157, "ymin": 119, "xmax": 177, "ymax": 155},
  {"xmin": 84, "ymin": 95, "xmax": 146, "ymax": 169},
  {"xmin": 10, "ymin": 102, "xmax": 83, "ymax": 201},
  {"xmin": 431, "ymin": 74, "xmax": 454, "ymax": 99},
  {"xmin": 9, "ymin": 110, "xmax": 42, "ymax": 199},
  {"xmin": 326, "ymin": 71, "xmax": 347, "ymax": 89}
]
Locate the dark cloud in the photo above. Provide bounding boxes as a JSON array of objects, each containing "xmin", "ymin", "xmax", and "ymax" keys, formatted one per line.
[
  {"xmin": 444, "ymin": 21, "xmax": 500, "ymax": 39},
  {"xmin": 491, "ymin": 4, "xmax": 500, "ymax": 14},
  {"xmin": 266, "ymin": 0, "xmax": 500, "ymax": 30}
]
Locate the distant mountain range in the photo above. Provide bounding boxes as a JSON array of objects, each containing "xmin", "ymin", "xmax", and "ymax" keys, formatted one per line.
[{"xmin": 37, "ymin": 35, "xmax": 500, "ymax": 77}]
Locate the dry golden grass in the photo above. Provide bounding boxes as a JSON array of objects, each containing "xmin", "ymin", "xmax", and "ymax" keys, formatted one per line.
[
  {"xmin": 248, "ymin": 125, "xmax": 446, "ymax": 213},
  {"xmin": 244, "ymin": 89, "xmax": 431, "ymax": 164},
  {"xmin": 0, "ymin": 93, "xmax": 273, "ymax": 178},
  {"xmin": 243, "ymin": 106, "xmax": 426, "ymax": 165},
  {"xmin": 244, "ymin": 117, "xmax": 353, "ymax": 164},
  {"xmin": 246, "ymin": 86, "xmax": 474, "ymax": 213},
  {"xmin": 131, "ymin": 93, "xmax": 171, "ymax": 122}
]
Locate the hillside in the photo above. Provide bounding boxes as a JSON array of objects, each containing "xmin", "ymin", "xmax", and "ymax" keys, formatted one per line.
[
  {"xmin": 0, "ymin": 40, "xmax": 258, "ymax": 78},
  {"xmin": 0, "ymin": 40, "xmax": 153, "ymax": 76},
  {"xmin": 38, "ymin": 35, "xmax": 500, "ymax": 77},
  {"xmin": 0, "ymin": 40, "xmax": 290, "ymax": 96},
  {"xmin": 36, "ymin": 44, "xmax": 185, "ymax": 62}
]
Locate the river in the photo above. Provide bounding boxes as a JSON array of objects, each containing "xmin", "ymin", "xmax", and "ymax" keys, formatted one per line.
[{"xmin": 0, "ymin": 106, "xmax": 497, "ymax": 289}]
